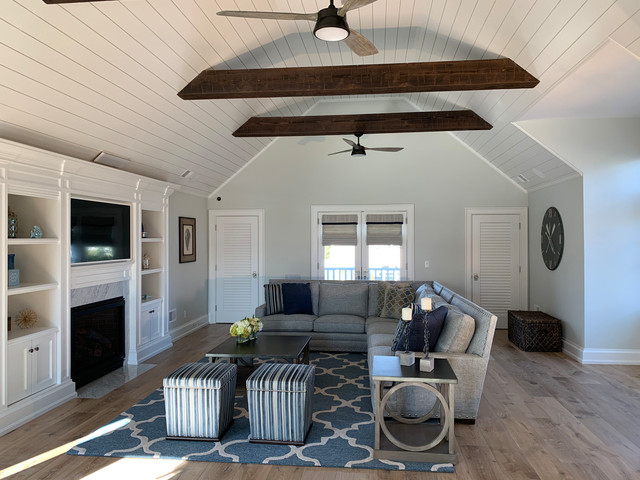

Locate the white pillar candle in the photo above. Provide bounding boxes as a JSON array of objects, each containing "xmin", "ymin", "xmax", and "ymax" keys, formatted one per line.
[
  {"xmin": 421, "ymin": 297, "xmax": 432, "ymax": 311},
  {"xmin": 402, "ymin": 307, "xmax": 412, "ymax": 321}
]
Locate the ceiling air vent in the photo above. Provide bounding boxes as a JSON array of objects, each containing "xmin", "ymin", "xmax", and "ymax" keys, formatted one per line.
[
  {"xmin": 181, "ymin": 169, "xmax": 193, "ymax": 179},
  {"xmin": 516, "ymin": 174, "xmax": 529, "ymax": 183},
  {"xmin": 93, "ymin": 152, "xmax": 130, "ymax": 169}
]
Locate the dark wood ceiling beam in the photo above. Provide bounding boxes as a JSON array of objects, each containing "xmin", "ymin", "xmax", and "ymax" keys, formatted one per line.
[
  {"xmin": 179, "ymin": 58, "xmax": 538, "ymax": 100},
  {"xmin": 232, "ymin": 110, "xmax": 492, "ymax": 137}
]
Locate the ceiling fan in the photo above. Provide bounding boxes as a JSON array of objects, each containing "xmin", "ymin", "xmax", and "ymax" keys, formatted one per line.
[
  {"xmin": 328, "ymin": 133, "xmax": 403, "ymax": 157},
  {"xmin": 218, "ymin": 0, "xmax": 379, "ymax": 57}
]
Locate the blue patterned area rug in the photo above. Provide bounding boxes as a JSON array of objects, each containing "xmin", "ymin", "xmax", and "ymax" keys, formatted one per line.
[{"xmin": 67, "ymin": 352, "xmax": 454, "ymax": 473}]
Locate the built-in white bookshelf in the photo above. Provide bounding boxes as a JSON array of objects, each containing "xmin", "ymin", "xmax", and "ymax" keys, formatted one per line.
[{"xmin": 0, "ymin": 138, "xmax": 176, "ymax": 436}]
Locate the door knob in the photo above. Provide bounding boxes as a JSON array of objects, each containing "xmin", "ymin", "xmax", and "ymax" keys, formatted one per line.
[{"xmin": 473, "ymin": 273, "xmax": 479, "ymax": 281}]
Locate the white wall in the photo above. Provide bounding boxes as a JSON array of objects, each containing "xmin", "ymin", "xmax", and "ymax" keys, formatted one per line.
[
  {"xmin": 520, "ymin": 118, "xmax": 640, "ymax": 355},
  {"xmin": 528, "ymin": 176, "xmax": 584, "ymax": 348},
  {"xmin": 210, "ymin": 112, "xmax": 527, "ymax": 294},
  {"xmin": 168, "ymin": 191, "xmax": 209, "ymax": 335}
]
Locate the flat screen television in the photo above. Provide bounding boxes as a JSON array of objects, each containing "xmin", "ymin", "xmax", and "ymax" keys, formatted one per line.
[{"xmin": 70, "ymin": 198, "xmax": 131, "ymax": 264}]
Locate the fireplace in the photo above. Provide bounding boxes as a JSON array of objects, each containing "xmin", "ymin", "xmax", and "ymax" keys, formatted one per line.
[{"xmin": 71, "ymin": 297, "xmax": 125, "ymax": 388}]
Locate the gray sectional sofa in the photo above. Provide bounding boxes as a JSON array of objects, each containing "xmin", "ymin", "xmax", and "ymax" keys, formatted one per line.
[{"xmin": 255, "ymin": 279, "xmax": 497, "ymax": 422}]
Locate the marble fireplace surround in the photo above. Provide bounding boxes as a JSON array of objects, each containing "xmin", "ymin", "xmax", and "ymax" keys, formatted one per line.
[{"xmin": 70, "ymin": 261, "xmax": 136, "ymax": 367}]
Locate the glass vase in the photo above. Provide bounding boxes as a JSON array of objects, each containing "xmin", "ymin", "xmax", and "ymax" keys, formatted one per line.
[{"xmin": 236, "ymin": 332, "xmax": 257, "ymax": 344}]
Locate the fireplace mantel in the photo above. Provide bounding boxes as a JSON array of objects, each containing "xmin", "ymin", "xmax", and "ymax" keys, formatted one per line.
[{"xmin": 70, "ymin": 261, "xmax": 135, "ymax": 290}]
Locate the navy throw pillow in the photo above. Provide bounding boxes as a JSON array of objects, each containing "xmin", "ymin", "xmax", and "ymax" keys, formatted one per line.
[
  {"xmin": 393, "ymin": 305, "xmax": 448, "ymax": 352},
  {"xmin": 282, "ymin": 283, "xmax": 314, "ymax": 315}
]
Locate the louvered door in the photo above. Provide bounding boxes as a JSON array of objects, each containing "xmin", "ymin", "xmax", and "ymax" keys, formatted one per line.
[
  {"xmin": 214, "ymin": 216, "xmax": 259, "ymax": 323},
  {"xmin": 471, "ymin": 214, "xmax": 522, "ymax": 329}
]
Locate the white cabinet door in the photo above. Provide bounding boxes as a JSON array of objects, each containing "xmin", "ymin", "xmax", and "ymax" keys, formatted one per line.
[
  {"xmin": 7, "ymin": 339, "xmax": 31, "ymax": 405},
  {"xmin": 139, "ymin": 301, "xmax": 162, "ymax": 346},
  {"xmin": 7, "ymin": 329, "xmax": 57, "ymax": 404},
  {"xmin": 32, "ymin": 332, "xmax": 56, "ymax": 394}
]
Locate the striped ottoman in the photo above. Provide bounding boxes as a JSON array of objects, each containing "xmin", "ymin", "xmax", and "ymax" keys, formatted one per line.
[
  {"xmin": 247, "ymin": 362, "xmax": 315, "ymax": 445},
  {"xmin": 163, "ymin": 362, "xmax": 237, "ymax": 441}
]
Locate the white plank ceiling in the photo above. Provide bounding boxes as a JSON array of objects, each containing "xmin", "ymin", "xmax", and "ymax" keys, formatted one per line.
[{"xmin": 1, "ymin": 0, "xmax": 639, "ymax": 196}]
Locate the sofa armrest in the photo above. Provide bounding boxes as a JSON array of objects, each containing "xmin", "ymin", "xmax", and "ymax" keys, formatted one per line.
[
  {"xmin": 427, "ymin": 351, "xmax": 488, "ymax": 420},
  {"xmin": 255, "ymin": 303, "xmax": 267, "ymax": 318}
]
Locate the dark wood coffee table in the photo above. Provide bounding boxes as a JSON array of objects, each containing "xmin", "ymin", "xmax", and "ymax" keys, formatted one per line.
[{"xmin": 205, "ymin": 335, "xmax": 311, "ymax": 365}]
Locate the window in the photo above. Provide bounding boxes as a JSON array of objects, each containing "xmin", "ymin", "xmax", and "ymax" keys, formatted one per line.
[{"xmin": 311, "ymin": 205, "xmax": 414, "ymax": 280}]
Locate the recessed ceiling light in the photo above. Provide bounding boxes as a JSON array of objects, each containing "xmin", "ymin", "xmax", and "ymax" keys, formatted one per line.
[{"xmin": 532, "ymin": 168, "xmax": 546, "ymax": 178}]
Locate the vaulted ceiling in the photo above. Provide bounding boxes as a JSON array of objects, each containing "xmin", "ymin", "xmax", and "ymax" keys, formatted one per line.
[{"xmin": 2, "ymin": 1, "xmax": 639, "ymax": 196}]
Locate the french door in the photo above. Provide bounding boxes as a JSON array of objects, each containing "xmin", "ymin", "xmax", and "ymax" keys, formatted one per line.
[{"xmin": 312, "ymin": 206, "xmax": 413, "ymax": 281}]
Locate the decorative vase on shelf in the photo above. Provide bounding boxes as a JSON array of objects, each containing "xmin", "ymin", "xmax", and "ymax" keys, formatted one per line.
[
  {"xmin": 8, "ymin": 208, "xmax": 17, "ymax": 238},
  {"xmin": 8, "ymin": 254, "xmax": 15, "ymax": 270},
  {"xmin": 30, "ymin": 225, "xmax": 43, "ymax": 238},
  {"xmin": 142, "ymin": 253, "xmax": 150, "ymax": 270}
]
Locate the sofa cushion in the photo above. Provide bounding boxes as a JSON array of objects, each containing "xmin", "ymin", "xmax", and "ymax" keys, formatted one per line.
[
  {"xmin": 414, "ymin": 283, "xmax": 437, "ymax": 302},
  {"xmin": 282, "ymin": 283, "xmax": 313, "ymax": 315},
  {"xmin": 365, "ymin": 317, "xmax": 398, "ymax": 334},
  {"xmin": 435, "ymin": 310, "xmax": 476, "ymax": 353},
  {"xmin": 318, "ymin": 283, "xmax": 368, "ymax": 317},
  {"xmin": 264, "ymin": 284, "xmax": 284, "ymax": 316},
  {"xmin": 313, "ymin": 314, "xmax": 365, "ymax": 334},
  {"xmin": 379, "ymin": 283, "xmax": 414, "ymax": 319},
  {"xmin": 368, "ymin": 332, "xmax": 394, "ymax": 348},
  {"xmin": 392, "ymin": 306, "xmax": 447, "ymax": 352},
  {"xmin": 260, "ymin": 314, "xmax": 315, "ymax": 332}
]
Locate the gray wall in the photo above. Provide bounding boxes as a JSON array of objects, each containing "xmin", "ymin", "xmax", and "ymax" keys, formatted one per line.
[
  {"xmin": 168, "ymin": 191, "xmax": 208, "ymax": 328},
  {"xmin": 520, "ymin": 117, "xmax": 640, "ymax": 351},
  {"xmin": 528, "ymin": 176, "xmax": 584, "ymax": 347},
  {"xmin": 210, "ymin": 128, "xmax": 527, "ymax": 295}
]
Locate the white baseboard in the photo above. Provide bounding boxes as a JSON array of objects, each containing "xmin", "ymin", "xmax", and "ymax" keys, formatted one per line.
[
  {"xmin": 136, "ymin": 335, "xmax": 173, "ymax": 364},
  {"xmin": 0, "ymin": 380, "xmax": 77, "ymax": 437},
  {"xmin": 563, "ymin": 338, "xmax": 640, "ymax": 365},
  {"xmin": 170, "ymin": 314, "xmax": 209, "ymax": 342}
]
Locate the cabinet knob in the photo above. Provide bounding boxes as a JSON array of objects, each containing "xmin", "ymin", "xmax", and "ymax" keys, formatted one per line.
[
  {"xmin": 149, "ymin": 310, "xmax": 155, "ymax": 314},
  {"xmin": 29, "ymin": 348, "xmax": 34, "ymax": 353},
  {"xmin": 34, "ymin": 346, "xmax": 40, "ymax": 352}
]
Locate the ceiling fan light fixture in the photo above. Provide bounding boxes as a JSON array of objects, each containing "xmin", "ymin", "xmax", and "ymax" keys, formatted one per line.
[
  {"xmin": 351, "ymin": 147, "xmax": 366, "ymax": 157},
  {"xmin": 313, "ymin": 4, "xmax": 349, "ymax": 42}
]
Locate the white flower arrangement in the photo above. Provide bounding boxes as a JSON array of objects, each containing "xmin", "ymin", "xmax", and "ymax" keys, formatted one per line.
[{"xmin": 230, "ymin": 316, "xmax": 263, "ymax": 338}]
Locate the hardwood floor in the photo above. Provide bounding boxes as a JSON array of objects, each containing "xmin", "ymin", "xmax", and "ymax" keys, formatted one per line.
[{"xmin": 0, "ymin": 326, "xmax": 638, "ymax": 480}]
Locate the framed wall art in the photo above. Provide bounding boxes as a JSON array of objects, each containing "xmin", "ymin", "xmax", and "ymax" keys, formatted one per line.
[{"xmin": 179, "ymin": 216, "xmax": 196, "ymax": 263}]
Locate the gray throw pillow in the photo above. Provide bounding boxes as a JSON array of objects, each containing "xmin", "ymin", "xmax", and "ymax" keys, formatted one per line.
[{"xmin": 435, "ymin": 310, "xmax": 476, "ymax": 353}]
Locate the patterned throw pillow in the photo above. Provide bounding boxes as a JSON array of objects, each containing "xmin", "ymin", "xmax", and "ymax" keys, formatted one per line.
[
  {"xmin": 264, "ymin": 284, "xmax": 284, "ymax": 315},
  {"xmin": 380, "ymin": 284, "xmax": 414, "ymax": 319}
]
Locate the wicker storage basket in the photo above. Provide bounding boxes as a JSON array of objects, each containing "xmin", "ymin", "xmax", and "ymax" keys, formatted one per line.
[{"xmin": 508, "ymin": 310, "xmax": 562, "ymax": 352}]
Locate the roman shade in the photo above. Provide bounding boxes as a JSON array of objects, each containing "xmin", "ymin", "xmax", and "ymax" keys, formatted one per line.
[
  {"xmin": 365, "ymin": 213, "xmax": 404, "ymax": 245},
  {"xmin": 321, "ymin": 214, "xmax": 358, "ymax": 246}
]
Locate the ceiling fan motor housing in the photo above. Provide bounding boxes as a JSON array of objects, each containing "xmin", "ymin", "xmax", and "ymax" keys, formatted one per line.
[{"xmin": 314, "ymin": 3, "xmax": 350, "ymax": 41}]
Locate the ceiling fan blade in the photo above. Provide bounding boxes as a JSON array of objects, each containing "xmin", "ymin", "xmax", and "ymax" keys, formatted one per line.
[
  {"xmin": 338, "ymin": 0, "xmax": 380, "ymax": 16},
  {"xmin": 217, "ymin": 11, "xmax": 317, "ymax": 21},
  {"xmin": 342, "ymin": 138, "xmax": 358, "ymax": 147},
  {"xmin": 343, "ymin": 29, "xmax": 378, "ymax": 56},
  {"xmin": 364, "ymin": 147, "xmax": 404, "ymax": 152},
  {"xmin": 328, "ymin": 149, "xmax": 352, "ymax": 156}
]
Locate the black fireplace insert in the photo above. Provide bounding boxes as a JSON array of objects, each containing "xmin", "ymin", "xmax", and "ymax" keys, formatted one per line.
[{"xmin": 71, "ymin": 296, "xmax": 125, "ymax": 388}]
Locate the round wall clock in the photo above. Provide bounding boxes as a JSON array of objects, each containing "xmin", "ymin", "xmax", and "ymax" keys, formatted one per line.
[{"xmin": 541, "ymin": 206, "xmax": 564, "ymax": 270}]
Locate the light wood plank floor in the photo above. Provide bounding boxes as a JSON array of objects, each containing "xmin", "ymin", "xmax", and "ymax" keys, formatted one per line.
[{"xmin": 0, "ymin": 326, "xmax": 638, "ymax": 480}]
